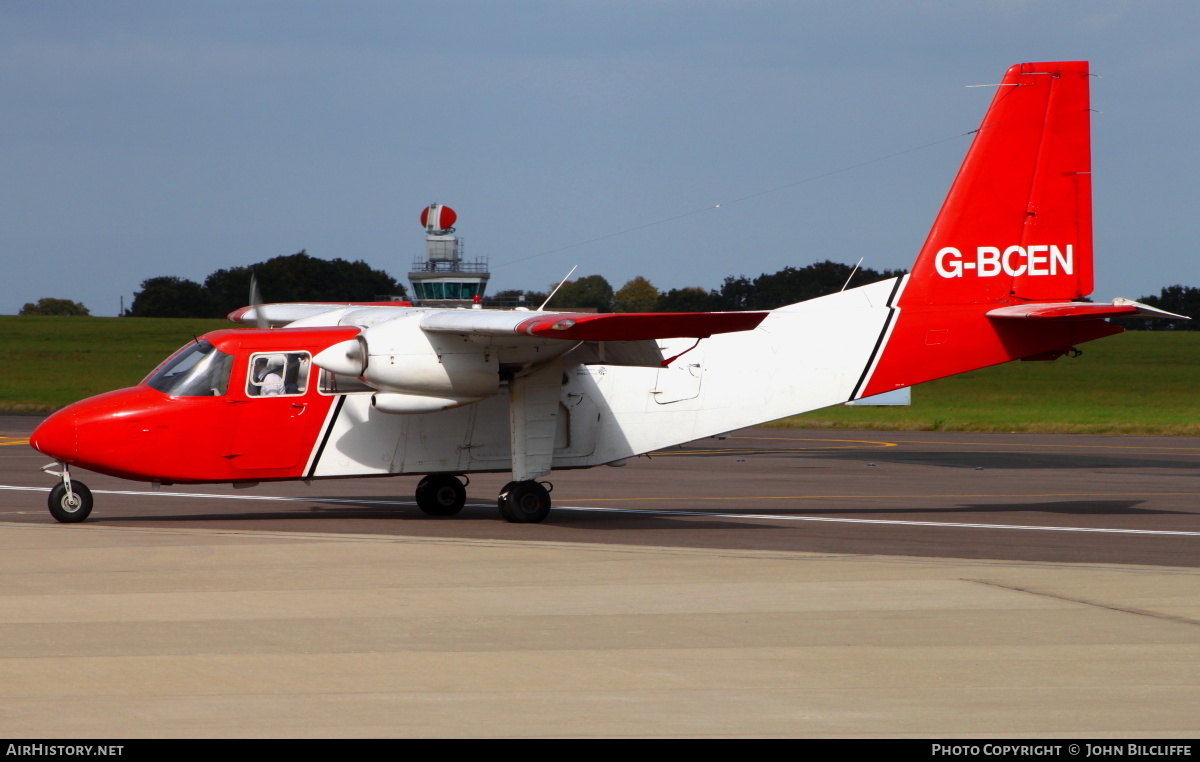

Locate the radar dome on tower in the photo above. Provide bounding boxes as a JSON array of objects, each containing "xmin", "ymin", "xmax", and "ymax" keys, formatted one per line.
[{"xmin": 421, "ymin": 203, "xmax": 457, "ymax": 234}]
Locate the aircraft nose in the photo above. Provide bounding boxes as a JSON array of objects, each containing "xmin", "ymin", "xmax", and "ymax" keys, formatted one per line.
[{"xmin": 30, "ymin": 408, "xmax": 78, "ymax": 462}]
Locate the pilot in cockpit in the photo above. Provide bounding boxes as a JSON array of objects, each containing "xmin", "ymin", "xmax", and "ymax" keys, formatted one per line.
[{"xmin": 252, "ymin": 356, "xmax": 285, "ymax": 396}]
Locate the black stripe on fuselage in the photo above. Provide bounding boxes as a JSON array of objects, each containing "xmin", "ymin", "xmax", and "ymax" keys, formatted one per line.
[
  {"xmin": 306, "ymin": 395, "xmax": 346, "ymax": 478},
  {"xmin": 849, "ymin": 276, "xmax": 904, "ymax": 401}
]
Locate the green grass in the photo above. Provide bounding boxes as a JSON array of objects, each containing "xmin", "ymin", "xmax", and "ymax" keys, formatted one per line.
[
  {"xmin": 772, "ymin": 331, "xmax": 1200, "ymax": 435},
  {"xmin": 1, "ymin": 317, "xmax": 1197, "ymax": 435},
  {"xmin": 0, "ymin": 316, "xmax": 230, "ymax": 412}
]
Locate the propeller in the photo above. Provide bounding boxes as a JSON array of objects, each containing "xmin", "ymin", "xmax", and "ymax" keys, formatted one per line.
[{"xmin": 249, "ymin": 274, "xmax": 269, "ymax": 330}]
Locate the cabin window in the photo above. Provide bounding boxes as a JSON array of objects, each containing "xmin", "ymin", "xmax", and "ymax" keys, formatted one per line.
[
  {"xmin": 246, "ymin": 352, "xmax": 310, "ymax": 397},
  {"xmin": 145, "ymin": 341, "xmax": 234, "ymax": 397},
  {"xmin": 318, "ymin": 369, "xmax": 374, "ymax": 394}
]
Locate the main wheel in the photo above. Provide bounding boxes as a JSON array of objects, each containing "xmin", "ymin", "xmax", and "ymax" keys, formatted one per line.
[
  {"xmin": 48, "ymin": 481, "xmax": 93, "ymax": 524},
  {"xmin": 415, "ymin": 474, "xmax": 466, "ymax": 516},
  {"xmin": 497, "ymin": 480, "xmax": 551, "ymax": 524}
]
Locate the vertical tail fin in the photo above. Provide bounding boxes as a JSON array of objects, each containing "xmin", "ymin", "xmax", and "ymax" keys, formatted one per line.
[
  {"xmin": 901, "ymin": 61, "xmax": 1093, "ymax": 308},
  {"xmin": 857, "ymin": 61, "xmax": 1120, "ymax": 398}
]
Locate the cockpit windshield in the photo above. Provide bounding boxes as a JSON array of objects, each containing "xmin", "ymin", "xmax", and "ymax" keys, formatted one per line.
[{"xmin": 144, "ymin": 340, "xmax": 234, "ymax": 397}]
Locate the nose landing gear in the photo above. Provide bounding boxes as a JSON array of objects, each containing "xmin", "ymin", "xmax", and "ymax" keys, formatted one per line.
[{"xmin": 41, "ymin": 462, "xmax": 93, "ymax": 523}]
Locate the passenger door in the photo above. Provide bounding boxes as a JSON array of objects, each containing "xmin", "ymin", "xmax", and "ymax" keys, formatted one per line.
[{"xmin": 230, "ymin": 351, "xmax": 313, "ymax": 471}]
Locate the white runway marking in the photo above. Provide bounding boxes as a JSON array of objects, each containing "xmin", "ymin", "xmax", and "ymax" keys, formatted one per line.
[{"xmin": 3, "ymin": 484, "xmax": 1198, "ymax": 537}]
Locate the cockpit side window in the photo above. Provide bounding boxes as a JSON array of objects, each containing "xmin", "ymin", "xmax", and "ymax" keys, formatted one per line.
[
  {"xmin": 145, "ymin": 341, "xmax": 234, "ymax": 397},
  {"xmin": 246, "ymin": 352, "xmax": 310, "ymax": 397},
  {"xmin": 317, "ymin": 369, "xmax": 374, "ymax": 394}
]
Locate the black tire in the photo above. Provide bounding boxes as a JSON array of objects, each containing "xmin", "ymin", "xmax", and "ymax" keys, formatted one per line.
[
  {"xmin": 415, "ymin": 474, "xmax": 466, "ymax": 516},
  {"xmin": 497, "ymin": 480, "xmax": 551, "ymax": 524},
  {"xmin": 496, "ymin": 481, "xmax": 519, "ymax": 522},
  {"xmin": 48, "ymin": 482, "xmax": 93, "ymax": 524}
]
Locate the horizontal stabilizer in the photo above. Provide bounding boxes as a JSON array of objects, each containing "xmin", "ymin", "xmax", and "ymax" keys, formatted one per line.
[{"xmin": 986, "ymin": 298, "xmax": 1189, "ymax": 322}]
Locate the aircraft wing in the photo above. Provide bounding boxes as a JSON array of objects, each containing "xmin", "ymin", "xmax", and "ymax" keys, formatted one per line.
[
  {"xmin": 419, "ymin": 310, "xmax": 769, "ymax": 340},
  {"xmin": 986, "ymin": 298, "xmax": 1188, "ymax": 322},
  {"xmin": 230, "ymin": 304, "xmax": 769, "ymax": 340},
  {"xmin": 228, "ymin": 302, "xmax": 412, "ymax": 328},
  {"xmin": 313, "ymin": 308, "xmax": 769, "ymax": 381}
]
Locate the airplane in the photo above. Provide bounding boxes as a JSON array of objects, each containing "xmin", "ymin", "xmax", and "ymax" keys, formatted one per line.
[{"xmin": 29, "ymin": 60, "xmax": 1185, "ymax": 525}]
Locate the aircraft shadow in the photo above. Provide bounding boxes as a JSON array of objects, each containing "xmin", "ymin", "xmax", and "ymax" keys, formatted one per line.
[
  {"xmin": 91, "ymin": 497, "xmax": 1188, "ymax": 529},
  {"xmin": 549, "ymin": 499, "xmax": 1189, "ymax": 527},
  {"xmin": 96, "ymin": 509, "xmax": 415, "ymax": 523},
  {"xmin": 91, "ymin": 504, "xmax": 752, "ymax": 532}
]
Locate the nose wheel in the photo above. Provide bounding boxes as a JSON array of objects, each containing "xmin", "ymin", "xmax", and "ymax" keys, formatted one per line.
[
  {"xmin": 49, "ymin": 482, "xmax": 93, "ymax": 523},
  {"xmin": 42, "ymin": 463, "xmax": 93, "ymax": 523}
]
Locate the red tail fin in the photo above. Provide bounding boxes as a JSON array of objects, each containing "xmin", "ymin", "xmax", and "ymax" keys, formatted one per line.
[
  {"xmin": 857, "ymin": 61, "xmax": 1121, "ymax": 399},
  {"xmin": 902, "ymin": 61, "xmax": 1092, "ymax": 307}
]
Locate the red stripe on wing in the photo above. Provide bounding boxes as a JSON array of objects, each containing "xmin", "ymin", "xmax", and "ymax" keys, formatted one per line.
[{"xmin": 515, "ymin": 312, "xmax": 767, "ymax": 341}]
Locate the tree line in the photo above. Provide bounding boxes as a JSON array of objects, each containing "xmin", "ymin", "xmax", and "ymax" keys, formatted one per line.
[
  {"xmin": 18, "ymin": 248, "xmax": 1200, "ymax": 328},
  {"xmin": 19, "ymin": 298, "xmax": 90, "ymax": 316},
  {"xmin": 127, "ymin": 251, "xmax": 404, "ymax": 318},
  {"xmin": 536, "ymin": 269, "xmax": 1200, "ymax": 328},
  {"xmin": 490, "ymin": 260, "xmax": 908, "ymax": 313}
]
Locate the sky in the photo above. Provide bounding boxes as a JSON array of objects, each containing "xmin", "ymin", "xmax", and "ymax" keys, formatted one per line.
[{"xmin": 2, "ymin": 1, "xmax": 1197, "ymax": 316}]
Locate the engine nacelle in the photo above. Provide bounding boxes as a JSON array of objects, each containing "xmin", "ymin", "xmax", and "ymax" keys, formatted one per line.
[
  {"xmin": 371, "ymin": 392, "xmax": 479, "ymax": 414},
  {"xmin": 313, "ymin": 313, "xmax": 499, "ymax": 402}
]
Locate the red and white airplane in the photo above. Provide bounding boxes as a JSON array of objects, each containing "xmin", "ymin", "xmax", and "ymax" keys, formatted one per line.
[{"xmin": 29, "ymin": 60, "xmax": 1183, "ymax": 524}]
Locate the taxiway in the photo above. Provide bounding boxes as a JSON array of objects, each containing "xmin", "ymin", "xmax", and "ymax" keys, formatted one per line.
[
  {"xmin": 3, "ymin": 416, "xmax": 1199, "ymax": 567},
  {"xmin": 1, "ymin": 415, "xmax": 1197, "ymax": 737}
]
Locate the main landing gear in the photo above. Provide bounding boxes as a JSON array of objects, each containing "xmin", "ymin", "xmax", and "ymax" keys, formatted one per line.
[
  {"xmin": 414, "ymin": 474, "xmax": 468, "ymax": 516},
  {"xmin": 413, "ymin": 474, "xmax": 554, "ymax": 523},
  {"xmin": 42, "ymin": 462, "xmax": 93, "ymax": 523},
  {"xmin": 497, "ymin": 480, "xmax": 552, "ymax": 524}
]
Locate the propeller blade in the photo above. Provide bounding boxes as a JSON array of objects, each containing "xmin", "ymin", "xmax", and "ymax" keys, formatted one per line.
[{"xmin": 249, "ymin": 274, "xmax": 268, "ymax": 330}]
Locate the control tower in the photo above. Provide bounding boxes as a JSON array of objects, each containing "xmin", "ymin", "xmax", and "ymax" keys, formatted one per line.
[{"xmin": 407, "ymin": 203, "xmax": 490, "ymax": 307}]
